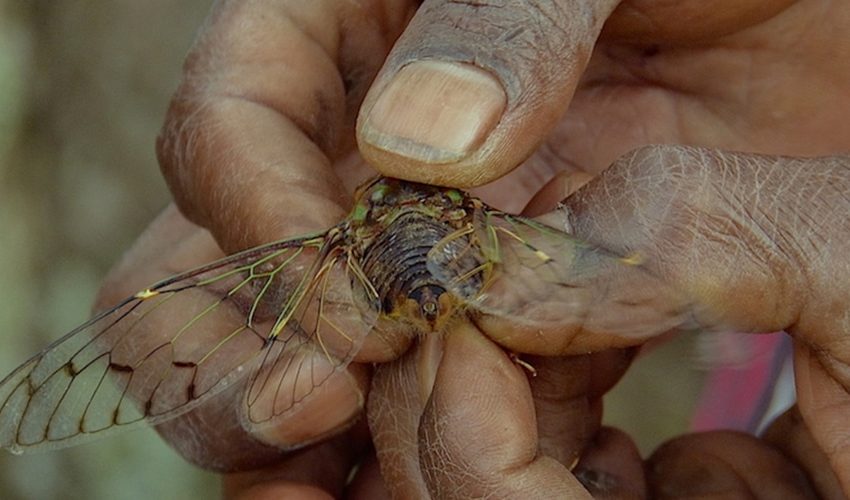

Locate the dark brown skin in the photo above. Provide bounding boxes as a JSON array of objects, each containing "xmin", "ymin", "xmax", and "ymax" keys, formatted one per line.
[{"xmin": 92, "ymin": 0, "xmax": 850, "ymax": 497}]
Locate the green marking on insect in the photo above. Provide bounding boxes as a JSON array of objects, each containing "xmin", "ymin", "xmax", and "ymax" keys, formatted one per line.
[
  {"xmin": 494, "ymin": 224, "xmax": 553, "ymax": 263},
  {"xmin": 446, "ymin": 189, "xmax": 462, "ymax": 203},
  {"xmin": 483, "ymin": 220, "xmax": 502, "ymax": 263},
  {"xmin": 533, "ymin": 249, "xmax": 552, "ymax": 262},
  {"xmin": 134, "ymin": 289, "xmax": 158, "ymax": 300},
  {"xmin": 351, "ymin": 202, "xmax": 369, "ymax": 222},
  {"xmin": 620, "ymin": 252, "xmax": 643, "ymax": 266}
]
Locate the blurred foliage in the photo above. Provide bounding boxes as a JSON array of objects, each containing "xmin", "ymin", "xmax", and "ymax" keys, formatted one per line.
[
  {"xmin": 0, "ymin": 1, "xmax": 708, "ymax": 498},
  {"xmin": 0, "ymin": 1, "xmax": 217, "ymax": 499}
]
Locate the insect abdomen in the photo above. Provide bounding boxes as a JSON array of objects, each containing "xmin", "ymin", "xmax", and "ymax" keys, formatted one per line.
[{"xmin": 360, "ymin": 211, "xmax": 451, "ymax": 315}]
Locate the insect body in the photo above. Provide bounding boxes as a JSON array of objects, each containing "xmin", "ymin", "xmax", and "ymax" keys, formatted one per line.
[
  {"xmin": 0, "ymin": 176, "xmax": 689, "ymax": 454},
  {"xmin": 346, "ymin": 179, "xmax": 481, "ymax": 333}
]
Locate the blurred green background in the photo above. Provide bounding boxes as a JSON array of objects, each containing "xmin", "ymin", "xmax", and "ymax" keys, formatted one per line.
[
  {"xmin": 0, "ymin": 2, "xmax": 706, "ymax": 498},
  {"xmin": 0, "ymin": 1, "xmax": 217, "ymax": 498}
]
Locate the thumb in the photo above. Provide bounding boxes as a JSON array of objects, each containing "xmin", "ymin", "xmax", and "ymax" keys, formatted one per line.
[{"xmin": 356, "ymin": 0, "xmax": 621, "ymax": 187}]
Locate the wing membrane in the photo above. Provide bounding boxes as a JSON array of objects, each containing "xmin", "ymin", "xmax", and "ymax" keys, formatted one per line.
[
  {"xmin": 244, "ymin": 245, "xmax": 379, "ymax": 429},
  {"xmin": 0, "ymin": 230, "xmax": 376, "ymax": 452},
  {"xmin": 429, "ymin": 208, "xmax": 693, "ymax": 339}
]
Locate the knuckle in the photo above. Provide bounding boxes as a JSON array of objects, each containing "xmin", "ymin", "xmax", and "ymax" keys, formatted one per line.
[
  {"xmin": 155, "ymin": 84, "xmax": 213, "ymax": 223},
  {"xmin": 615, "ymin": 144, "xmax": 711, "ymax": 183}
]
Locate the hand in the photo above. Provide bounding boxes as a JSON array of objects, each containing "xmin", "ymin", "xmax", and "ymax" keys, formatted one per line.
[
  {"xmin": 365, "ymin": 148, "xmax": 848, "ymax": 498},
  {"xmin": 133, "ymin": 0, "xmax": 850, "ymax": 497},
  {"xmin": 349, "ymin": 0, "xmax": 849, "ymax": 496},
  {"xmin": 553, "ymin": 147, "xmax": 850, "ymax": 497}
]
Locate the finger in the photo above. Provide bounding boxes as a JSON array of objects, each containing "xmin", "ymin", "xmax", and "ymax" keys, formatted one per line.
[
  {"xmin": 418, "ymin": 323, "xmax": 590, "ymax": 498},
  {"xmin": 96, "ymin": 206, "xmax": 369, "ymax": 470},
  {"xmin": 792, "ymin": 342, "xmax": 850, "ymax": 494},
  {"xmin": 368, "ymin": 339, "xmax": 634, "ymax": 496},
  {"xmin": 554, "ymin": 146, "xmax": 850, "ymax": 343},
  {"xmin": 561, "ymin": 145, "xmax": 849, "ymax": 337},
  {"xmin": 357, "ymin": 0, "xmax": 621, "ymax": 187},
  {"xmin": 602, "ymin": 0, "xmax": 796, "ymax": 44},
  {"xmin": 222, "ymin": 427, "xmax": 367, "ymax": 500},
  {"xmin": 573, "ymin": 427, "xmax": 646, "ymax": 499},
  {"xmin": 366, "ymin": 335, "xmax": 438, "ymax": 498},
  {"xmin": 763, "ymin": 406, "xmax": 845, "ymax": 499},
  {"xmin": 560, "ymin": 145, "xmax": 850, "ymax": 490},
  {"xmin": 157, "ymin": 0, "xmax": 418, "ymax": 253},
  {"xmin": 526, "ymin": 355, "xmax": 597, "ymax": 469},
  {"xmin": 647, "ymin": 431, "xmax": 819, "ymax": 499},
  {"xmin": 526, "ymin": 349, "xmax": 635, "ymax": 468}
]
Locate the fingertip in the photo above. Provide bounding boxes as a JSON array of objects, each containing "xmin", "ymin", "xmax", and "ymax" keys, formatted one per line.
[
  {"xmin": 573, "ymin": 427, "xmax": 646, "ymax": 498},
  {"xmin": 356, "ymin": 0, "xmax": 621, "ymax": 188},
  {"xmin": 647, "ymin": 431, "xmax": 818, "ymax": 498},
  {"xmin": 246, "ymin": 361, "xmax": 370, "ymax": 450},
  {"xmin": 422, "ymin": 322, "xmax": 536, "ymax": 466},
  {"xmin": 432, "ymin": 323, "xmax": 534, "ymax": 438},
  {"xmin": 222, "ymin": 429, "xmax": 368, "ymax": 500}
]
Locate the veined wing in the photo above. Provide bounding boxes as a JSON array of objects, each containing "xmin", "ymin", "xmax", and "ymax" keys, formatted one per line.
[
  {"xmin": 243, "ymin": 241, "xmax": 379, "ymax": 430},
  {"xmin": 0, "ymin": 228, "xmax": 378, "ymax": 453},
  {"xmin": 428, "ymin": 207, "xmax": 693, "ymax": 340}
]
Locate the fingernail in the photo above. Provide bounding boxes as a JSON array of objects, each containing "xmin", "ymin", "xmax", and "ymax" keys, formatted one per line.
[
  {"xmin": 361, "ymin": 60, "xmax": 506, "ymax": 163},
  {"xmin": 574, "ymin": 467, "xmax": 620, "ymax": 496},
  {"xmin": 248, "ymin": 352, "xmax": 365, "ymax": 448}
]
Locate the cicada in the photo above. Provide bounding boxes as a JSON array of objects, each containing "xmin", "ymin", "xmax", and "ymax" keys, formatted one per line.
[{"xmin": 0, "ymin": 176, "xmax": 690, "ymax": 454}]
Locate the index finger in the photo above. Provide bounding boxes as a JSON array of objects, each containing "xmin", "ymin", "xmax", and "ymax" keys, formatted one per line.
[{"xmin": 157, "ymin": 0, "xmax": 418, "ymax": 253}]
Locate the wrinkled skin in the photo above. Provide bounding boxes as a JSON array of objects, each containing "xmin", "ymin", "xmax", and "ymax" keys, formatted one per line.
[{"xmin": 93, "ymin": 0, "xmax": 850, "ymax": 498}]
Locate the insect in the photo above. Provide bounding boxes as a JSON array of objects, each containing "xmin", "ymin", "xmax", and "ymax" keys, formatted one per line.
[{"xmin": 0, "ymin": 176, "xmax": 690, "ymax": 455}]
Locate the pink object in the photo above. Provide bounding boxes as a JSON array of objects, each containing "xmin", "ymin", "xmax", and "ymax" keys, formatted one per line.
[{"xmin": 691, "ymin": 332, "xmax": 791, "ymax": 433}]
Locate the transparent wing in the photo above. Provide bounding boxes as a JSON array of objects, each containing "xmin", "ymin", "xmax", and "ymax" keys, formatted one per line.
[
  {"xmin": 428, "ymin": 208, "xmax": 694, "ymax": 338},
  {"xmin": 243, "ymin": 244, "xmax": 379, "ymax": 430},
  {"xmin": 0, "ymin": 229, "xmax": 377, "ymax": 453}
]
